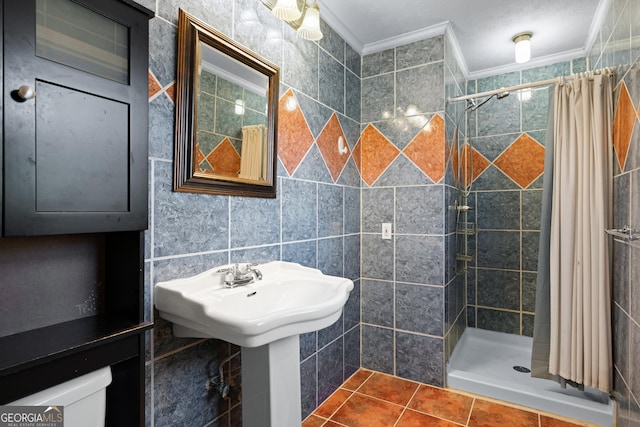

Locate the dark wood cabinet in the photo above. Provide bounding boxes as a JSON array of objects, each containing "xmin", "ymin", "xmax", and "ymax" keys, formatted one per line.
[
  {"xmin": 0, "ymin": 1, "xmax": 153, "ymax": 426},
  {"xmin": 3, "ymin": 0, "xmax": 150, "ymax": 236}
]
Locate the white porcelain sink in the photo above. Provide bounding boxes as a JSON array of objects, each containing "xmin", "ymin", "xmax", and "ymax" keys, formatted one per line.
[{"xmin": 154, "ymin": 261, "xmax": 354, "ymax": 348}]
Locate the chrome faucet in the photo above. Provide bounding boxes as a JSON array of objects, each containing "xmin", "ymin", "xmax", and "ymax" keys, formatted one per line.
[{"xmin": 217, "ymin": 263, "xmax": 263, "ymax": 288}]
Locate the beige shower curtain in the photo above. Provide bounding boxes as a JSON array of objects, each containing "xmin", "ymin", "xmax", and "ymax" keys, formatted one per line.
[
  {"xmin": 548, "ymin": 70, "xmax": 614, "ymax": 392},
  {"xmin": 239, "ymin": 125, "xmax": 267, "ymax": 181}
]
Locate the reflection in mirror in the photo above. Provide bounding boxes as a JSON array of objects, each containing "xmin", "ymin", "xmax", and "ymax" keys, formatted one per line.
[
  {"xmin": 195, "ymin": 42, "xmax": 271, "ymax": 184},
  {"xmin": 174, "ymin": 9, "xmax": 279, "ymax": 197}
]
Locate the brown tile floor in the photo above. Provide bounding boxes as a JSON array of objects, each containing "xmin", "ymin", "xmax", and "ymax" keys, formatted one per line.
[{"xmin": 303, "ymin": 369, "xmax": 604, "ymax": 427}]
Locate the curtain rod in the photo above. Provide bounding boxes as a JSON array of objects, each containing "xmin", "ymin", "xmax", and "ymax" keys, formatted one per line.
[
  {"xmin": 447, "ymin": 67, "xmax": 615, "ymax": 103},
  {"xmin": 447, "ymin": 78, "xmax": 559, "ymax": 103}
]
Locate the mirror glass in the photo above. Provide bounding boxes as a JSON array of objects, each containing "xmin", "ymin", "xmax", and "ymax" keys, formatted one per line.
[{"xmin": 174, "ymin": 9, "xmax": 279, "ymax": 197}]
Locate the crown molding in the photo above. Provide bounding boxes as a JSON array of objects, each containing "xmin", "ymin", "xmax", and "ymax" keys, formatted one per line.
[
  {"xmin": 444, "ymin": 24, "xmax": 470, "ymax": 78},
  {"xmin": 316, "ymin": 0, "xmax": 364, "ymax": 53},
  {"xmin": 361, "ymin": 21, "xmax": 450, "ymax": 55},
  {"xmin": 316, "ymin": 0, "xmax": 609, "ymax": 78},
  {"xmin": 584, "ymin": 0, "xmax": 612, "ymax": 55},
  {"xmin": 467, "ymin": 47, "xmax": 588, "ymax": 80}
]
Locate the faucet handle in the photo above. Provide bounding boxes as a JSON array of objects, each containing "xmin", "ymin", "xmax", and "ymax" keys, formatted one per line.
[
  {"xmin": 247, "ymin": 264, "xmax": 263, "ymax": 280},
  {"xmin": 216, "ymin": 263, "xmax": 240, "ymax": 275}
]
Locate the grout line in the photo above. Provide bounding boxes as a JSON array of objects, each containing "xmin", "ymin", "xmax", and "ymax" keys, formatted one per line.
[
  {"xmin": 465, "ymin": 398, "xmax": 476, "ymax": 426},
  {"xmin": 392, "ymin": 385, "xmax": 422, "ymax": 427}
]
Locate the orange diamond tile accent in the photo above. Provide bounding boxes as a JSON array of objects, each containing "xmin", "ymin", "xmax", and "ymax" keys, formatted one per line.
[
  {"xmin": 495, "ymin": 133, "xmax": 545, "ymax": 188},
  {"xmin": 361, "ymin": 124, "xmax": 400, "ymax": 186},
  {"xmin": 404, "ymin": 114, "xmax": 446, "ymax": 183},
  {"xmin": 353, "ymin": 138, "xmax": 362, "ymax": 176},
  {"xmin": 614, "ymin": 82, "xmax": 635, "ymax": 170},
  {"xmin": 278, "ymin": 89, "xmax": 315, "ymax": 175},
  {"xmin": 148, "ymin": 71, "xmax": 162, "ymax": 99},
  {"xmin": 317, "ymin": 113, "xmax": 350, "ymax": 182},
  {"xmin": 206, "ymin": 138, "xmax": 240, "ymax": 177},
  {"xmin": 445, "ymin": 128, "xmax": 453, "ymax": 175},
  {"xmin": 460, "ymin": 145, "xmax": 490, "ymax": 186},
  {"xmin": 165, "ymin": 82, "xmax": 176, "ymax": 104},
  {"xmin": 470, "ymin": 147, "xmax": 491, "ymax": 183},
  {"xmin": 195, "ymin": 143, "xmax": 207, "ymax": 172},
  {"xmin": 451, "ymin": 135, "xmax": 459, "ymax": 184}
]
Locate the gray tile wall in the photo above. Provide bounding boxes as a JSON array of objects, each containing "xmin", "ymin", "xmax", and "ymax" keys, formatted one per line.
[
  {"xmin": 136, "ymin": 0, "xmax": 640, "ymax": 425},
  {"xmin": 443, "ymin": 36, "xmax": 469, "ymax": 364},
  {"xmin": 143, "ymin": 0, "xmax": 361, "ymax": 425},
  {"xmin": 594, "ymin": 0, "xmax": 640, "ymax": 425},
  {"xmin": 463, "ymin": 59, "xmax": 584, "ymax": 338},
  {"xmin": 359, "ymin": 35, "xmax": 463, "ymax": 388}
]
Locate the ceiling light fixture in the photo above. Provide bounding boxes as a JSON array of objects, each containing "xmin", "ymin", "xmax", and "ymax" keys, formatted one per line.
[
  {"xmin": 262, "ymin": 0, "xmax": 323, "ymax": 41},
  {"xmin": 512, "ymin": 32, "xmax": 532, "ymax": 64}
]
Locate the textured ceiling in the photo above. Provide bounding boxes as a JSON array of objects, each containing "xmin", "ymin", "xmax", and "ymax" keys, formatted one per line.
[{"xmin": 317, "ymin": 0, "xmax": 608, "ymax": 78}]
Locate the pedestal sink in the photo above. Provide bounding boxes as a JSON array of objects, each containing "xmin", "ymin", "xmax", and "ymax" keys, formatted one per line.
[{"xmin": 154, "ymin": 261, "xmax": 354, "ymax": 427}]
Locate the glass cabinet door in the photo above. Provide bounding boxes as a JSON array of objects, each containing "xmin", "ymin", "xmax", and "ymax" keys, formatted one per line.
[
  {"xmin": 3, "ymin": 0, "xmax": 149, "ymax": 236},
  {"xmin": 36, "ymin": 0, "xmax": 129, "ymax": 83}
]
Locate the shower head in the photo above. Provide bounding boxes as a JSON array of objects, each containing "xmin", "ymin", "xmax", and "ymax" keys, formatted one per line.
[
  {"xmin": 468, "ymin": 91, "xmax": 510, "ymax": 111},
  {"xmin": 466, "ymin": 98, "xmax": 477, "ymax": 110}
]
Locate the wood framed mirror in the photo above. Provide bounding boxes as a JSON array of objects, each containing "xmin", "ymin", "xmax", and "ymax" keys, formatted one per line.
[{"xmin": 174, "ymin": 9, "xmax": 279, "ymax": 198}]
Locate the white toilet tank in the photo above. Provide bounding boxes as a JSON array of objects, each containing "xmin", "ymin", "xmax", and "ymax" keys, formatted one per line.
[{"xmin": 9, "ymin": 367, "xmax": 112, "ymax": 427}]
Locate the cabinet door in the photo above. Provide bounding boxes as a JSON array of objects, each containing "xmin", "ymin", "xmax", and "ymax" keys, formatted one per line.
[{"xmin": 3, "ymin": 0, "xmax": 148, "ymax": 235}]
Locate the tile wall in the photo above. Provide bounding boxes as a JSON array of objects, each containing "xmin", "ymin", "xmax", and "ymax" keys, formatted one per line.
[
  {"xmin": 195, "ymin": 70, "xmax": 268, "ymax": 177},
  {"xmin": 463, "ymin": 59, "xmax": 585, "ymax": 337},
  {"xmin": 358, "ymin": 35, "xmax": 466, "ymax": 387},
  {"xmin": 137, "ymin": 0, "xmax": 640, "ymax": 425},
  {"xmin": 144, "ymin": 0, "xmax": 361, "ymax": 425},
  {"xmin": 595, "ymin": 0, "xmax": 640, "ymax": 426}
]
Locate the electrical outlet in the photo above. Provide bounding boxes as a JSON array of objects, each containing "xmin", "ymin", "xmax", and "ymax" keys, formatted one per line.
[{"xmin": 382, "ymin": 223, "xmax": 392, "ymax": 239}]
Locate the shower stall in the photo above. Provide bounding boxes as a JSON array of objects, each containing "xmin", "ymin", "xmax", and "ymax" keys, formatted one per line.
[{"xmin": 445, "ymin": 84, "xmax": 615, "ymax": 427}]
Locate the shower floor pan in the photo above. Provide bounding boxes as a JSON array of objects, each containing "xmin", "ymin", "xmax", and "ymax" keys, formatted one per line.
[{"xmin": 447, "ymin": 327, "xmax": 614, "ymax": 427}]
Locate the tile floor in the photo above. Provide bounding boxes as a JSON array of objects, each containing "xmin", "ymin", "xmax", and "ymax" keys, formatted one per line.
[{"xmin": 303, "ymin": 369, "xmax": 604, "ymax": 427}]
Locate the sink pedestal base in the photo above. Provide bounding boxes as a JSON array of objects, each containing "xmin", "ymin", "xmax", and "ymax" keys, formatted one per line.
[{"xmin": 241, "ymin": 335, "xmax": 301, "ymax": 427}]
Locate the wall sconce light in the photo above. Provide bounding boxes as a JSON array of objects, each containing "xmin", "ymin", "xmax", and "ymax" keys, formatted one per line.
[
  {"xmin": 296, "ymin": 2, "xmax": 322, "ymax": 41},
  {"xmin": 512, "ymin": 32, "xmax": 532, "ymax": 64},
  {"xmin": 271, "ymin": 0, "xmax": 301, "ymax": 21},
  {"xmin": 261, "ymin": 0, "xmax": 323, "ymax": 41}
]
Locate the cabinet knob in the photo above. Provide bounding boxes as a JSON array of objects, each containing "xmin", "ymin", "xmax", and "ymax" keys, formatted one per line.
[{"xmin": 14, "ymin": 85, "xmax": 36, "ymax": 101}]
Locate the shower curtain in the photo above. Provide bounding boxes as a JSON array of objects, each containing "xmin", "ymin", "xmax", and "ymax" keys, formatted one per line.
[
  {"xmin": 239, "ymin": 125, "xmax": 267, "ymax": 181},
  {"xmin": 531, "ymin": 70, "xmax": 614, "ymax": 393}
]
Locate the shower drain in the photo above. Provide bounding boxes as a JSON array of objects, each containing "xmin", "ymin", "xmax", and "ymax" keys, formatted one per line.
[{"xmin": 513, "ymin": 366, "xmax": 531, "ymax": 373}]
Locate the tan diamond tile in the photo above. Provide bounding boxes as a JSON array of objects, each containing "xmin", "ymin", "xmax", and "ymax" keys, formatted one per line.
[
  {"xmin": 195, "ymin": 143, "xmax": 208, "ymax": 172},
  {"xmin": 149, "ymin": 71, "xmax": 162, "ymax": 99},
  {"xmin": 461, "ymin": 145, "xmax": 491, "ymax": 186},
  {"xmin": 451, "ymin": 135, "xmax": 459, "ymax": 184},
  {"xmin": 404, "ymin": 114, "xmax": 446, "ymax": 183},
  {"xmin": 361, "ymin": 124, "xmax": 400, "ymax": 186},
  {"xmin": 165, "ymin": 82, "xmax": 176, "ymax": 104},
  {"xmin": 445, "ymin": 128, "xmax": 453, "ymax": 176},
  {"xmin": 353, "ymin": 138, "xmax": 362, "ymax": 176},
  {"xmin": 206, "ymin": 137, "xmax": 240, "ymax": 178},
  {"xmin": 494, "ymin": 133, "xmax": 544, "ymax": 188},
  {"xmin": 278, "ymin": 89, "xmax": 315, "ymax": 176},
  {"xmin": 471, "ymin": 147, "xmax": 491, "ymax": 183},
  {"xmin": 614, "ymin": 82, "xmax": 635, "ymax": 171},
  {"xmin": 317, "ymin": 113, "xmax": 349, "ymax": 182}
]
